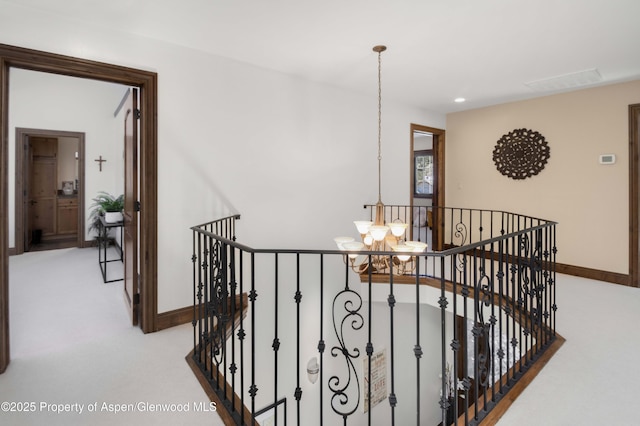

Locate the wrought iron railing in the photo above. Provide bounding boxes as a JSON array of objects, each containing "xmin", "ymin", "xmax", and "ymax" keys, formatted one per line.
[{"xmin": 190, "ymin": 206, "xmax": 557, "ymax": 426}]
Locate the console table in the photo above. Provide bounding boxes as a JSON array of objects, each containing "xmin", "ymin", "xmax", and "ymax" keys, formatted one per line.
[{"xmin": 97, "ymin": 216, "xmax": 124, "ymax": 283}]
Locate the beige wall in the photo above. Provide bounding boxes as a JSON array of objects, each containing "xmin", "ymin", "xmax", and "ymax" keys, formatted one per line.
[{"xmin": 446, "ymin": 80, "xmax": 640, "ymax": 274}]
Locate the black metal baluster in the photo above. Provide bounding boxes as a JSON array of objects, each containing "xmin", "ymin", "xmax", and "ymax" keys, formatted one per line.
[
  {"xmin": 451, "ymin": 252, "xmax": 460, "ymax": 426},
  {"xmin": 250, "ymin": 252, "xmax": 258, "ymax": 424},
  {"xmin": 295, "ymin": 253, "xmax": 303, "ymax": 425},
  {"xmin": 497, "ymin": 237, "xmax": 505, "ymax": 394},
  {"xmin": 239, "ymin": 251, "xmax": 246, "ymax": 425},
  {"xmin": 489, "ymin": 241, "xmax": 497, "ymax": 405},
  {"xmin": 388, "ymin": 254, "xmax": 396, "ymax": 426},
  {"xmin": 472, "ymin": 250, "xmax": 479, "ymax": 421},
  {"xmin": 205, "ymin": 237, "xmax": 212, "ymax": 383},
  {"xmin": 229, "ymin": 246, "xmax": 237, "ymax": 415},
  {"xmin": 414, "ymin": 256, "xmax": 422, "ymax": 426},
  {"xmin": 273, "ymin": 253, "xmax": 280, "ymax": 425},
  {"xmin": 319, "ymin": 254, "xmax": 325, "ymax": 426},
  {"xmin": 366, "ymin": 258, "xmax": 373, "ymax": 426},
  {"xmin": 461, "ymin": 251, "xmax": 471, "ymax": 426},
  {"xmin": 542, "ymin": 227, "xmax": 550, "ymax": 348},
  {"xmin": 192, "ymin": 231, "xmax": 196, "ymax": 362},
  {"xmin": 222, "ymin": 242, "xmax": 230, "ymax": 403},
  {"xmin": 551, "ymin": 225, "xmax": 557, "ymax": 337}
]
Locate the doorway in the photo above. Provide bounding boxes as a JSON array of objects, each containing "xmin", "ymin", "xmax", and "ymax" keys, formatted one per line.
[
  {"xmin": 410, "ymin": 123, "xmax": 445, "ymax": 250},
  {"xmin": 14, "ymin": 129, "xmax": 85, "ymax": 254},
  {"xmin": 0, "ymin": 43, "xmax": 159, "ymax": 374},
  {"xmin": 629, "ymin": 104, "xmax": 640, "ymax": 287}
]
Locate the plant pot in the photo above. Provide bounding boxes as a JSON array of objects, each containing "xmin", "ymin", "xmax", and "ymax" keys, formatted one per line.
[{"xmin": 104, "ymin": 211, "xmax": 123, "ymax": 223}]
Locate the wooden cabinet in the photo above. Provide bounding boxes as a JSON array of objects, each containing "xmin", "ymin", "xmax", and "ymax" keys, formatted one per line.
[
  {"xmin": 28, "ymin": 137, "xmax": 79, "ymax": 241},
  {"xmin": 31, "ymin": 137, "xmax": 58, "ymax": 159},
  {"xmin": 57, "ymin": 196, "xmax": 78, "ymax": 235}
]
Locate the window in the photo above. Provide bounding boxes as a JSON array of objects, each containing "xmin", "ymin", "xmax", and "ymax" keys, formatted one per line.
[{"xmin": 414, "ymin": 149, "xmax": 433, "ymax": 197}]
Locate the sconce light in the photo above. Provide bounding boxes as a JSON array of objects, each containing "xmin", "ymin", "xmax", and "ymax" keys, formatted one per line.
[{"xmin": 307, "ymin": 357, "xmax": 319, "ymax": 384}]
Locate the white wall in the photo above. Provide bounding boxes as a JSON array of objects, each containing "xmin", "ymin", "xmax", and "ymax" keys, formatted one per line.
[
  {"xmin": 57, "ymin": 137, "xmax": 79, "ymax": 189},
  {"xmin": 0, "ymin": 2, "xmax": 446, "ymax": 313}
]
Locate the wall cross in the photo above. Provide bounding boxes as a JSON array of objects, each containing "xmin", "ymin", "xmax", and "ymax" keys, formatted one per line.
[{"xmin": 95, "ymin": 155, "xmax": 107, "ymax": 172}]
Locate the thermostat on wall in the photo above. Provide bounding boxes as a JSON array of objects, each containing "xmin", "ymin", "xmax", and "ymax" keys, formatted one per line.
[{"xmin": 599, "ymin": 154, "xmax": 616, "ymax": 165}]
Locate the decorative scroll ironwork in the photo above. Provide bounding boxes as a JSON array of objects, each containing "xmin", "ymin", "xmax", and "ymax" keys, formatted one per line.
[
  {"xmin": 454, "ymin": 221, "xmax": 468, "ymax": 279},
  {"xmin": 206, "ymin": 240, "xmax": 229, "ymax": 365},
  {"xmin": 329, "ymin": 286, "xmax": 364, "ymax": 419},
  {"xmin": 474, "ymin": 272, "xmax": 493, "ymax": 387},
  {"xmin": 493, "ymin": 128, "xmax": 550, "ymax": 180},
  {"xmin": 454, "ymin": 221, "xmax": 468, "ymax": 247},
  {"xmin": 190, "ymin": 211, "xmax": 557, "ymax": 426},
  {"xmin": 517, "ymin": 233, "xmax": 545, "ymax": 335}
]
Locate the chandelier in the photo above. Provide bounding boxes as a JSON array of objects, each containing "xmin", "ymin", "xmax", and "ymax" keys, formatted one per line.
[{"xmin": 334, "ymin": 45, "xmax": 426, "ymax": 275}]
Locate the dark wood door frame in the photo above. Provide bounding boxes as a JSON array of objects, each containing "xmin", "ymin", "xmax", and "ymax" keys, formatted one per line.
[
  {"xmin": 410, "ymin": 123, "xmax": 445, "ymax": 250},
  {"xmin": 629, "ymin": 104, "xmax": 640, "ymax": 287},
  {"xmin": 14, "ymin": 128, "xmax": 86, "ymax": 255},
  {"xmin": 0, "ymin": 43, "xmax": 158, "ymax": 374}
]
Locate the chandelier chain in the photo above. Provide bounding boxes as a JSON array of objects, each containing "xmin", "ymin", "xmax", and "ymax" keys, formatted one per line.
[{"xmin": 377, "ymin": 47, "xmax": 383, "ymax": 203}]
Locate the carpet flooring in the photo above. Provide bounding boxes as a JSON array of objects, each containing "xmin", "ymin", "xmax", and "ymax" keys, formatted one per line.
[
  {"xmin": 2, "ymin": 247, "xmax": 639, "ymax": 425},
  {"xmin": 2, "ymin": 247, "xmax": 223, "ymax": 426}
]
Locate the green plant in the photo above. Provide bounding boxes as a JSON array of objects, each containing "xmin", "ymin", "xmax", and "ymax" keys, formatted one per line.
[{"xmin": 88, "ymin": 191, "xmax": 124, "ymax": 235}]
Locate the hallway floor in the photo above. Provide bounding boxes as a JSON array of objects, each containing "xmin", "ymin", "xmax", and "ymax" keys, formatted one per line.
[
  {"xmin": 2, "ymin": 248, "xmax": 639, "ymax": 425},
  {"xmin": 495, "ymin": 274, "xmax": 640, "ymax": 426},
  {"xmin": 2, "ymin": 247, "xmax": 223, "ymax": 426}
]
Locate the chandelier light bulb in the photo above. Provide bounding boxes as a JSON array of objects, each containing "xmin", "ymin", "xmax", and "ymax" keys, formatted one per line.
[
  {"xmin": 392, "ymin": 245, "xmax": 413, "ymax": 262},
  {"xmin": 388, "ymin": 222, "xmax": 408, "ymax": 238},
  {"xmin": 334, "ymin": 236, "xmax": 355, "ymax": 250},
  {"xmin": 405, "ymin": 241, "xmax": 427, "ymax": 252},
  {"xmin": 369, "ymin": 225, "xmax": 389, "ymax": 242},
  {"xmin": 354, "ymin": 221, "xmax": 373, "ymax": 235},
  {"xmin": 342, "ymin": 241, "xmax": 364, "ymax": 259},
  {"xmin": 363, "ymin": 234, "xmax": 374, "ymax": 247}
]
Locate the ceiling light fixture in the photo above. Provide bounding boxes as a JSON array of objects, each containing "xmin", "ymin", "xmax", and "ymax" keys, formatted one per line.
[
  {"xmin": 454, "ymin": 97, "xmax": 466, "ymax": 103},
  {"xmin": 334, "ymin": 45, "xmax": 426, "ymax": 275}
]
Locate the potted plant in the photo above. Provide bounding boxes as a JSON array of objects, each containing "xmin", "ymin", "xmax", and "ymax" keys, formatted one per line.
[{"xmin": 88, "ymin": 191, "xmax": 124, "ymax": 236}]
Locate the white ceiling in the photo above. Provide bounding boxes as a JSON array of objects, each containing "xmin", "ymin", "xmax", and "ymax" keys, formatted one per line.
[{"xmin": 7, "ymin": 0, "xmax": 640, "ymax": 113}]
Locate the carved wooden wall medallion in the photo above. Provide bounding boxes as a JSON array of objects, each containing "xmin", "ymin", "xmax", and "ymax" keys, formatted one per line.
[{"xmin": 492, "ymin": 128, "xmax": 550, "ymax": 180}]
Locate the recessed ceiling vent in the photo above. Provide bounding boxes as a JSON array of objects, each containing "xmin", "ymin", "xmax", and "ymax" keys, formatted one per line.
[{"xmin": 525, "ymin": 68, "xmax": 602, "ymax": 92}]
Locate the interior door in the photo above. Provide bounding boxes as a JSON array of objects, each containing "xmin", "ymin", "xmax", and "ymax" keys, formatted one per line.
[
  {"xmin": 23, "ymin": 136, "xmax": 33, "ymax": 251},
  {"xmin": 29, "ymin": 137, "xmax": 57, "ymax": 244},
  {"xmin": 123, "ymin": 88, "xmax": 139, "ymax": 325}
]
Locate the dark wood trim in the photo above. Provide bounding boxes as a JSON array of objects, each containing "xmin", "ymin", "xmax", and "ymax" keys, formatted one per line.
[
  {"xmin": 140, "ymin": 73, "xmax": 159, "ymax": 333},
  {"xmin": 0, "ymin": 43, "xmax": 158, "ymax": 375},
  {"xmin": 629, "ymin": 104, "xmax": 640, "ymax": 288},
  {"xmin": 185, "ymin": 293, "xmax": 251, "ymax": 426},
  {"xmin": 0, "ymin": 57, "xmax": 9, "ymax": 373},
  {"xmin": 556, "ymin": 262, "xmax": 630, "ymax": 286},
  {"xmin": 14, "ymin": 128, "xmax": 86, "ymax": 255},
  {"xmin": 156, "ymin": 305, "xmax": 194, "ymax": 331},
  {"xmin": 185, "ymin": 351, "xmax": 238, "ymax": 426},
  {"xmin": 186, "ymin": 348, "xmax": 257, "ymax": 426},
  {"xmin": 476, "ymin": 334, "xmax": 566, "ymax": 426}
]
